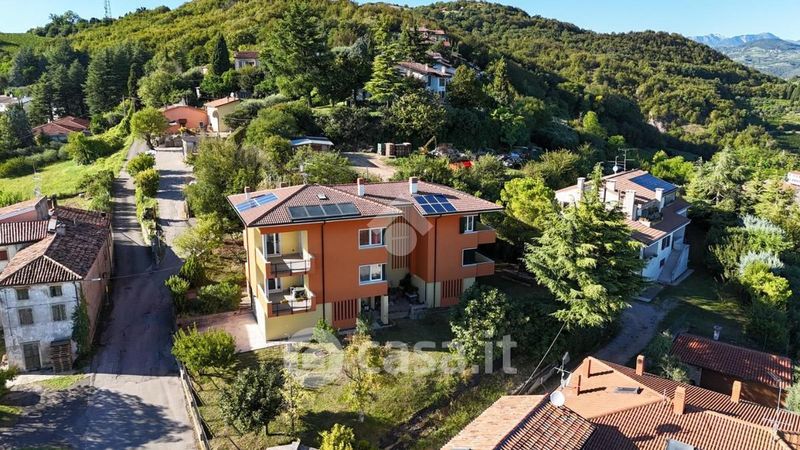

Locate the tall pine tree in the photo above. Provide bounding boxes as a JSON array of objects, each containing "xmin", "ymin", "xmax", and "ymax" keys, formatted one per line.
[
  {"xmin": 209, "ymin": 34, "xmax": 231, "ymax": 76},
  {"xmin": 524, "ymin": 164, "xmax": 645, "ymax": 327},
  {"xmin": 364, "ymin": 43, "xmax": 405, "ymax": 104}
]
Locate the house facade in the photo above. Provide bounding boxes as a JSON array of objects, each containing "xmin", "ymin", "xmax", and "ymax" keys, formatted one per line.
[
  {"xmin": 233, "ymin": 51, "xmax": 259, "ymax": 70},
  {"xmin": 228, "ymin": 178, "xmax": 501, "ymax": 340},
  {"xmin": 204, "ymin": 96, "xmax": 241, "ymax": 133},
  {"xmin": 0, "ymin": 206, "xmax": 112, "ymax": 372},
  {"xmin": 397, "ymin": 54, "xmax": 455, "ymax": 97},
  {"xmin": 555, "ymin": 169, "xmax": 691, "ymax": 284},
  {"xmin": 162, "ymin": 104, "xmax": 209, "ymax": 134}
]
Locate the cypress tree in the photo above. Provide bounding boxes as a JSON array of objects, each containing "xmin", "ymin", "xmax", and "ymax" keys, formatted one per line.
[{"xmin": 209, "ymin": 34, "xmax": 231, "ymax": 76}]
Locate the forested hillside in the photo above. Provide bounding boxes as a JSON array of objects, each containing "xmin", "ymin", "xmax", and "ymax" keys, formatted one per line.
[{"xmin": 1, "ymin": 0, "xmax": 789, "ymax": 158}]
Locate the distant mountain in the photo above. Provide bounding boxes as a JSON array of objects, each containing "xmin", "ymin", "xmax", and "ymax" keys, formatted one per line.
[
  {"xmin": 690, "ymin": 33, "xmax": 781, "ymax": 48},
  {"xmin": 689, "ymin": 33, "xmax": 800, "ymax": 79}
]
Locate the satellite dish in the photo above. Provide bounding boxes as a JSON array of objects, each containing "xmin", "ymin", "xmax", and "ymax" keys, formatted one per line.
[
  {"xmin": 549, "ymin": 390, "xmax": 566, "ymax": 407},
  {"xmin": 612, "ymin": 164, "xmax": 620, "ymax": 173}
]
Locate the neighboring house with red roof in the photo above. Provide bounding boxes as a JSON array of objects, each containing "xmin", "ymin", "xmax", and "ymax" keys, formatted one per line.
[
  {"xmin": 447, "ymin": 355, "xmax": 800, "ymax": 450},
  {"xmin": 0, "ymin": 205, "xmax": 112, "ymax": 372},
  {"xmin": 31, "ymin": 116, "xmax": 90, "ymax": 142},
  {"xmin": 0, "ymin": 197, "xmax": 50, "ymax": 224},
  {"xmin": 233, "ymin": 51, "xmax": 259, "ymax": 70},
  {"xmin": 204, "ymin": 95, "xmax": 241, "ymax": 133},
  {"xmin": 556, "ymin": 169, "xmax": 691, "ymax": 285},
  {"xmin": 161, "ymin": 104, "xmax": 209, "ymax": 134},
  {"xmin": 671, "ymin": 333, "xmax": 792, "ymax": 408},
  {"xmin": 227, "ymin": 178, "xmax": 501, "ymax": 340}
]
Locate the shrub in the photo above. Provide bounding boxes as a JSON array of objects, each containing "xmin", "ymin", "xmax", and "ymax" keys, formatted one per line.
[
  {"xmin": 171, "ymin": 326, "xmax": 236, "ymax": 375},
  {"xmin": 0, "ymin": 366, "xmax": 19, "ymax": 397},
  {"xmin": 0, "ymin": 156, "xmax": 32, "ymax": 177},
  {"xmin": 134, "ymin": 167, "xmax": 159, "ymax": 197},
  {"xmin": 165, "ymin": 275, "xmax": 190, "ymax": 312},
  {"xmin": 127, "ymin": 152, "xmax": 156, "ymax": 177},
  {"xmin": 179, "ymin": 255, "xmax": 205, "ymax": 287},
  {"xmin": 320, "ymin": 424, "xmax": 356, "ymax": 450},
  {"xmin": 197, "ymin": 281, "xmax": 240, "ymax": 313},
  {"xmin": 312, "ymin": 317, "xmax": 338, "ymax": 344}
]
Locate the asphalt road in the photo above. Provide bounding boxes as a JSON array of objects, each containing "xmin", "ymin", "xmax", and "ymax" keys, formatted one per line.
[{"xmin": 0, "ymin": 140, "xmax": 196, "ymax": 449}]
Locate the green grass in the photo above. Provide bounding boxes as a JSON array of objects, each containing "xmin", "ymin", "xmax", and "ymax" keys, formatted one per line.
[
  {"xmin": 0, "ymin": 149, "xmax": 126, "ymax": 200},
  {"xmin": 0, "ymin": 404, "xmax": 21, "ymax": 427},
  {"xmin": 34, "ymin": 374, "xmax": 86, "ymax": 391},
  {"xmin": 195, "ymin": 324, "xmax": 460, "ymax": 449},
  {"xmin": 655, "ymin": 268, "xmax": 751, "ymax": 346}
]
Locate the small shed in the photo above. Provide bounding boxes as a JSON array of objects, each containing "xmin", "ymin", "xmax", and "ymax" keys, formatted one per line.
[{"xmin": 290, "ymin": 136, "xmax": 334, "ymax": 152}]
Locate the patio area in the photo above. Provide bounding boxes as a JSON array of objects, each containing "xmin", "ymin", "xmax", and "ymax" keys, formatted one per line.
[{"xmin": 184, "ymin": 310, "xmax": 283, "ymax": 352}]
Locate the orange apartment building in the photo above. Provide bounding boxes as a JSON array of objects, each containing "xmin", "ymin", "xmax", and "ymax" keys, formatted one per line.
[{"xmin": 228, "ymin": 177, "xmax": 502, "ymax": 340}]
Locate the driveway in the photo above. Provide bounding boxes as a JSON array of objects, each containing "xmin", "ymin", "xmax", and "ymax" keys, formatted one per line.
[
  {"xmin": 0, "ymin": 140, "xmax": 195, "ymax": 449},
  {"xmin": 344, "ymin": 152, "xmax": 397, "ymax": 181},
  {"xmin": 593, "ymin": 298, "xmax": 678, "ymax": 365}
]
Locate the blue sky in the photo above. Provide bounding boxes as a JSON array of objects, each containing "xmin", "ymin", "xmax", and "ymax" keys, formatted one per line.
[{"xmin": 1, "ymin": 0, "xmax": 799, "ymax": 40}]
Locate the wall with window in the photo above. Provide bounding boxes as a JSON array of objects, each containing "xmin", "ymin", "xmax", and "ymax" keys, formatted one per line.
[
  {"xmin": 0, "ymin": 242, "xmax": 35, "ymax": 272},
  {"xmin": 0, "ymin": 282, "xmax": 79, "ymax": 371}
]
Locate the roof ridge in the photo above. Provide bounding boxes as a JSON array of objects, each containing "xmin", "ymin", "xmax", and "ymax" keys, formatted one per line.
[
  {"xmin": 325, "ymin": 184, "xmax": 404, "ymax": 213},
  {"xmin": 248, "ymin": 184, "xmax": 309, "ymax": 226}
]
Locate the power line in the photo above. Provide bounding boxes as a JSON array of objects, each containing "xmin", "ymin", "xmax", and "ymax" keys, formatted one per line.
[{"xmin": 516, "ymin": 321, "xmax": 567, "ymax": 395}]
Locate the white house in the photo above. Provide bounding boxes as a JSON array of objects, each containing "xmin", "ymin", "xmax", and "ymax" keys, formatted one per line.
[
  {"xmin": 555, "ymin": 170, "xmax": 691, "ymax": 284},
  {"xmin": 0, "ymin": 206, "xmax": 112, "ymax": 372},
  {"xmin": 397, "ymin": 53, "xmax": 456, "ymax": 98},
  {"xmin": 233, "ymin": 51, "xmax": 259, "ymax": 70},
  {"xmin": 204, "ymin": 95, "xmax": 241, "ymax": 133},
  {"xmin": 0, "ymin": 95, "xmax": 32, "ymax": 113},
  {"xmin": 787, "ymin": 171, "xmax": 800, "ymax": 187}
]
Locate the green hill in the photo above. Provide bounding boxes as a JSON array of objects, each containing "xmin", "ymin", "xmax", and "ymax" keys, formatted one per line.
[{"xmin": 0, "ymin": 32, "xmax": 47, "ymax": 74}]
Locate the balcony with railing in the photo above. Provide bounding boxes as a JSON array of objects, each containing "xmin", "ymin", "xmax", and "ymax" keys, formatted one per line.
[
  {"xmin": 475, "ymin": 251, "xmax": 495, "ymax": 277},
  {"xmin": 267, "ymin": 253, "xmax": 313, "ymax": 277},
  {"xmin": 474, "ymin": 222, "xmax": 497, "ymax": 245},
  {"xmin": 267, "ymin": 287, "xmax": 315, "ymax": 317}
]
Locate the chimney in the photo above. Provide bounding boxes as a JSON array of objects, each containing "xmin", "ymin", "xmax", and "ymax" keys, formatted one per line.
[
  {"xmin": 244, "ymin": 186, "xmax": 251, "ymax": 200},
  {"xmin": 575, "ymin": 374, "xmax": 582, "ymax": 396},
  {"xmin": 576, "ymin": 177, "xmax": 586, "ymax": 200},
  {"xmin": 624, "ymin": 190, "xmax": 637, "ymax": 220},
  {"xmin": 357, "ymin": 178, "xmax": 365, "ymax": 197},
  {"xmin": 409, "ymin": 177, "xmax": 419, "ymax": 195},
  {"xmin": 655, "ymin": 187, "xmax": 665, "ymax": 210},
  {"xmin": 713, "ymin": 325, "xmax": 722, "ymax": 341},
  {"xmin": 606, "ymin": 179, "xmax": 616, "ymax": 195},
  {"xmin": 731, "ymin": 380, "xmax": 742, "ymax": 403},
  {"xmin": 636, "ymin": 355, "xmax": 645, "ymax": 376},
  {"xmin": 673, "ymin": 386, "xmax": 686, "ymax": 415}
]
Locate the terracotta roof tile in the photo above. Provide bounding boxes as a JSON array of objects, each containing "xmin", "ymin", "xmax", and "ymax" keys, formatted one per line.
[
  {"xmin": 0, "ymin": 208, "xmax": 110, "ymax": 286},
  {"xmin": 671, "ymin": 333, "xmax": 793, "ymax": 389},
  {"xmin": 234, "ymin": 51, "xmax": 259, "ymax": 59},
  {"xmin": 443, "ymin": 395, "xmax": 594, "ymax": 450},
  {"xmin": 32, "ymin": 116, "xmax": 90, "ymax": 136},
  {"xmin": 53, "ymin": 206, "xmax": 111, "ymax": 228},
  {"xmin": 0, "ymin": 220, "xmax": 49, "ymax": 245},
  {"xmin": 204, "ymin": 96, "xmax": 240, "ymax": 108}
]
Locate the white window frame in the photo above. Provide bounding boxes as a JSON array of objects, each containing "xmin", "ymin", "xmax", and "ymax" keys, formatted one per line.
[
  {"xmin": 461, "ymin": 215, "xmax": 476, "ymax": 233},
  {"xmin": 359, "ymin": 264, "xmax": 386, "ymax": 285},
  {"xmin": 359, "ymin": 228, "xmax": 385, "ymax": 248},
  {"xmin": 263, "ymin": 233, "xmax": 281, "ymax": 256},
  {"xmin": 462, "ymin": 248, "xmax": 478, "ymax": 266},
  {"xmin": 267, "ymin": 277, "xmax": 282, "ymax": 293}
]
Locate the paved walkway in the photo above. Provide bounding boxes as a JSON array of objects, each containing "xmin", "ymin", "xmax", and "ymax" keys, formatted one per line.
[{"xmin": 593, "ymin": 298, "xmax": 678, "ymax": 365}]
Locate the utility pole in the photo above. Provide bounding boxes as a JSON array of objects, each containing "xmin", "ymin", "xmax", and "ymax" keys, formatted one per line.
[{"xmin": 104, "ymin": 0, "xmax": 112, "ymax": 19}]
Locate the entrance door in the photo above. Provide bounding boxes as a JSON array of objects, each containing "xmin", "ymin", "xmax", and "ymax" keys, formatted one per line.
[{"xmin": 22, "ymin": 342, "xmax": 41, "ymax": 371}]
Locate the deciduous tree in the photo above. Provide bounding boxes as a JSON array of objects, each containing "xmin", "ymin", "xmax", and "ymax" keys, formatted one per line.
[
  {"xmin": 130, "ymin": 107, "xmax": 167, "ymax": 149},
  {"xmin": 220, "ymin": 362, "xmax": 285, "ymax": 435}
]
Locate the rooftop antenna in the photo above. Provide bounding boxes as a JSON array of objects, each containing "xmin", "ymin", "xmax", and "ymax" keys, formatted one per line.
[
  {"xmin": 553, "ymin": 352, "xmax": 572, "ymax": 389},
  {"xmin": 104, "ymin": 0, "xmax": 112, "ymax": 19},
  {"xmin": 33, "ymin": 166, "xmax": 41, "ymax": 199},
  {"xmin": 607, "ymin": 148, "xmax": 634, "ymax": 174}
]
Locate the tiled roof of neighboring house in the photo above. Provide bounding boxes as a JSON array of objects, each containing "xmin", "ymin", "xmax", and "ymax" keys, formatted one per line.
[
  {"xmin": 52, "ymin": 206, "xmax": 111, "ymax": 228},
  {"xmin": 443, "ymin": 395, "xmax": 594, "ymax": 450},
  {"xmin": 556, "ymin": 169, "xmax": 678, "ymax": 203},
  {"xmin": 397, "ymin": 61, "xmax": 453, "ymax": 76},
  {"xmin": 290, "ymin": 136, "xmax": 333, "ymax": 147},
  {"xmin": 0, "ymin": 220, "xmax": 49, "ymax": 245},
  {"xmin": 234, "ymin": 51, "xmax": 259, "ymax": 59},
  {"xmin": 32, "ymin": 116, "xmax": 90, "ymax": 137},
  {"xmin": 228, "ymin": 184, "xmax": 402, "ymax": 227},
  {"xmin": 0, "ymin": 208, "xmax": 111, "ymax": 286},
  {"xmin": 335, "ymin": 180, "xmax": 504, "ymax": 217},
  {"xmin": 417, "ymin": 27, "xmax": 447, "ymax": 35},
  {"xmin": 670, "ymin": 333, "xmax": 793, "ymax": 389},
  {"xmin": 204, "ymin": 96, "xmax": 240, "ymax": 108},
  {"xmin": 627, "ymin": 198, "xmax": 691, "ymax": 244},
  {"xmin": 0, "ymin": 198, "xmax": 44, "ymax": 221}
]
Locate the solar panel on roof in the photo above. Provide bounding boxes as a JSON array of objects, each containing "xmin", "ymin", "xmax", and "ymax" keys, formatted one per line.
[
  {"xmin": 235, "ymin": 192, "xmax": 277, "ymax": 212},
  {"xmin": 414, "ymin": 194, "xmax": 457, "ymax": 215},
  {"xmin": 630, "ymin": 174, "xmax": 676, "ymax": 192},
  {"xmin": 288, "ymin": 202, "xmax": 361, "ymax": 222}
]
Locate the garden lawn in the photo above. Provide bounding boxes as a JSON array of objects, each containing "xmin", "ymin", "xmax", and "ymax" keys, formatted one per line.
[
  {"xmin": 0, "ymin": 404, "xmax": 20, "ymax": 427},
  {"xmin": 656, "ymin": 268, "xmax": 752, "ymax": 346},
  {"xmin": 0, "ymin": 149, "xmax": 126, "ymax": 200},
  {"xmin": 193, "ymin": 321, "xmax": 460, "ymax": 449},
  {"xmin": 35, "ymin": 374, "xmax": 86, "ymax": 391}
]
